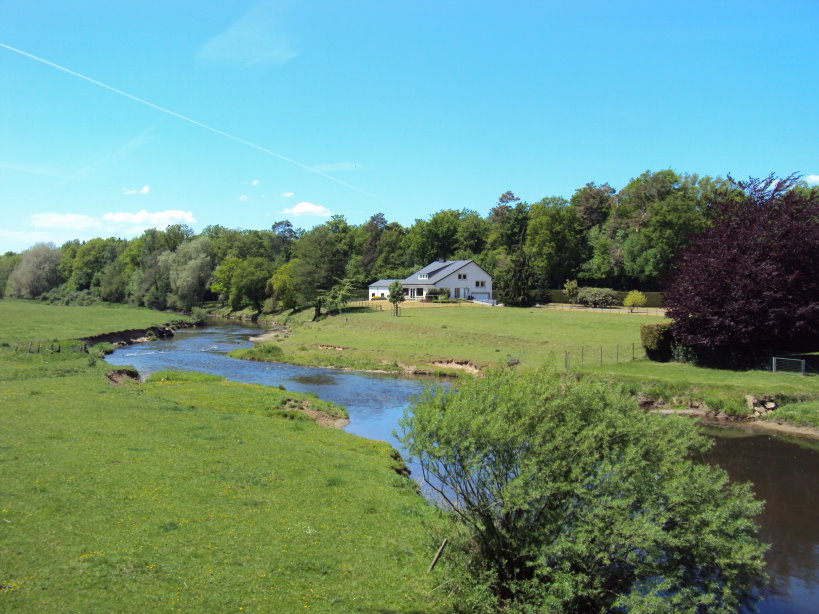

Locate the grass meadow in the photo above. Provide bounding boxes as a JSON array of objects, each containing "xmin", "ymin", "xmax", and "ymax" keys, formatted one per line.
[
  {"xmin": 0, "ymin": 298, "xmax": 193, "ymax": 343},
  {"xmin": 261, "ymin": 304, "xmax": 819, "ymax": 418},
  {"xmin": 0, "ymin": 300, "xmax": 442, "ymax": 612},
  {"xmin": 271, "ymin": 304, "xmax": 658, "ymax": 373}
]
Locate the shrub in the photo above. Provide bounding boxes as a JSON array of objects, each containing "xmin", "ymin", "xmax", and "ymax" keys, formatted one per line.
[
  {"xmin": 399, "ymin": 366, "xmax": 766, "ymax": 613},
  {"xmin": 577, "ymin": 286, "xmax": 617, "ymax": 308},
  {"xmin": 623, "ymin": 290, "xmax": 647, "ymax": 312},
  {"xmin": 641, "ymin": 322, "xmax": 674, "ymax": 361},
  {"xmin": 563, "ymin": 279, "xmax": 579, "ymax": 304},
  {"xmin": 89, "ymin": 342, "xmax": 115, "ymax": 359}
]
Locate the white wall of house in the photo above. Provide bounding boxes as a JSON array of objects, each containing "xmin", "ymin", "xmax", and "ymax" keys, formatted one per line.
[
  {"xmin": 435, "ymin": 262, "xmax": 492, "ymax": 300},
  {"xmin": 368, "ymin": 285, "xmax": 391, "ymax": 298}
]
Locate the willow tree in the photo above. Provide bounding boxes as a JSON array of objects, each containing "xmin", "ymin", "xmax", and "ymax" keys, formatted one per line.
[{"xmin": 399, "ymin": 366, "xmax": 767, "ymax": 612}]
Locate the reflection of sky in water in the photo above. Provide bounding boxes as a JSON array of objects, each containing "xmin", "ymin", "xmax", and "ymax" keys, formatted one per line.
[
  {"xmin": 106, "ymin": 321, "xmax": 817, "ymax": 614},
  {"xmin": 105, "ymin": 320, "xmax": 446, "ymax": 475}
]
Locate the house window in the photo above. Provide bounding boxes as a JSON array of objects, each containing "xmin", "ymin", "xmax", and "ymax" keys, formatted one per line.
[
  {"xmin": 475, "ymin": 280, "xmax": 485, "ymax": 288},
  {"xmin": 371, "ymin": 292, "xmax": 375, "ymax": 297},
  {"xmin": 418, "ymin": 274, "xmax": 428, "ymax": 280},
  {"xmin": 417, "ymin": 288, "xmax": 424, "ymax": 296},
  {"xmin": 457, "ymin": 273, "xmax": 467, "ymax": 279}
]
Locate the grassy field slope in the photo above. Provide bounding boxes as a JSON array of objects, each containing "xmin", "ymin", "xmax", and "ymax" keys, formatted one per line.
[
  {"xmin": 0, "ymin": 298, "xmax": 192, "ymax": 342},
  {"xmin": 253, "ymin": 305, "xmax": 819, "ymax": 421},
  {"xmin": 267, "ymin": 305, "xmax": 657, "ymax": 373},
  {"xmin": 0, "ymin": 301, "xmax": 440, "ymax": 612}
]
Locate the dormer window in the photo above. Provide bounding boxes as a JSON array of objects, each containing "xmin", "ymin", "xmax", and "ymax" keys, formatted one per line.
[
  {"xmin": 418, "ymin": 274, "xmax": 428, "ymax": 279},
  {"xmin": 457, "ymin": 273, "xmax": 467, "ymax": 280}
]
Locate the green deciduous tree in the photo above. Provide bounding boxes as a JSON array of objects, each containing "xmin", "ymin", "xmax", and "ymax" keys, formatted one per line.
[
  {"xmin": 9, "ymin": 243, "xmax": 63, "ymax": 298},
  {"xmin": 623, "ymin": 289, "xmax": 647, "ymax": 312},
  {"xmin": 387, "ymin": 280, "xmax": 404, "ymax": 316},
  {"xmin": 399, "ymin": 367, "xmax": 767, "ymax": 613}
]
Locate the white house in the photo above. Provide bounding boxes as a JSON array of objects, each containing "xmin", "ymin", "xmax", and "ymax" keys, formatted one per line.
[
  {"xmin": 368, "ymin": 260, "xmax": 493, "ymax": 301},
  {"xmin": 368, "ymin": 279, "xmax": 398, "ymax": 299}
]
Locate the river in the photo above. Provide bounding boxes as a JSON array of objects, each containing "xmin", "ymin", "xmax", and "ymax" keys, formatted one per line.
[{"xmin": 105, "ymin": 320, "xmax": 818, "ymax": 613}]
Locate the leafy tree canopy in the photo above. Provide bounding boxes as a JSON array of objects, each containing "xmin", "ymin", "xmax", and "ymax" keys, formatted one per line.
[
  {"xmin": 399, "ymin": 366, "xmax": 767, "ymax": 613},
  {"xmin": 665, "ymin": 174, "xmax": 819, "ymax": 353}
]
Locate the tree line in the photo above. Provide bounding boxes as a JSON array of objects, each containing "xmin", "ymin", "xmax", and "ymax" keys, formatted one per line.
[{"xmin": 0, "ymin": 169, "xmax": 815, "ymax": 321}]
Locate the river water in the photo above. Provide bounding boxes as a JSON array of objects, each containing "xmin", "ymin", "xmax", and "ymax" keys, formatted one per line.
[{"xmin": 105, "ymin": 320, "xmax": 818, "ymax": 613}]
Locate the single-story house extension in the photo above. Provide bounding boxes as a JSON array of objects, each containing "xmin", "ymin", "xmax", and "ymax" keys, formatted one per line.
[{"xmin": 368, "ymin": 260, "xmax": 493, "ymax": 301}]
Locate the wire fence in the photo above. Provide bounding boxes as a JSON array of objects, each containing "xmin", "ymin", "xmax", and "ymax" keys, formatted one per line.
[
  {"xmin": 559, "ymin": 343, "xmax": 648, "ymax": 369},
  {"xmin": 538, "ymin": 303, "xmax": 667, "ymax": 316},
  {"xmin": 343, "ymin": 299, "xmax": 477, "ymax": 311},
  {"xmin": 4, "ymin": 340, "xmax": 88, "ymax": 354}
]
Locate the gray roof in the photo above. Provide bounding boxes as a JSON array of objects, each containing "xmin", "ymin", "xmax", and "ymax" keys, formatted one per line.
[
  {"xmin": 369, "ymin": 279, "xmax": 399, "ymax": 287},
  {"xmin": 401, "ymin": 260, "xmax": 475, "ymax": 285}
]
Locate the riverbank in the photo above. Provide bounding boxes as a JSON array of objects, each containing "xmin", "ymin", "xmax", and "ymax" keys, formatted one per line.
[
  {"xmin": 0, "ymin": 300, "xmax": 442, "ymax": 612},
  {"xmin": 236, "ymin": 305, "xmax": 819, "ymax": 436}
]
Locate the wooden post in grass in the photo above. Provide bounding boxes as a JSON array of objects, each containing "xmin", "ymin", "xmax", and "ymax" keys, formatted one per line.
[
  {"xmin": 581, "ymin": 346, "xmax": 584, "ymax": 367},
  {"xmin": 600, "ymin": 345, "xmax": 603, "ymax": 366},
  {"xmin": 428, "ymin": 538, "xmax": 449, "ymax": 572}
]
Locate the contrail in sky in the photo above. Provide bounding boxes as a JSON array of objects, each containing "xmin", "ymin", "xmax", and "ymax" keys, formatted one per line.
[{"xmin": 0, "ymin": 41, "xmax": 387, "ymax": 204}]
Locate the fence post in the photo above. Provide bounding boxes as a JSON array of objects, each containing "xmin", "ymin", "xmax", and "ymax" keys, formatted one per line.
[
  {"xmin": 616, "ymin": 345, "xmax": 619, "ymax": 363},
  {"xmin": 564, "ymin": 351, "xmax": 569, "ymax": 370},
  {"xmin": 581, "ymin": 346, "xmax": 584, "ymax": 367},
  {"xmin": 632, "ymin": 343, "xmax": 634, "ymax": 361},
  {"xmin": 600, "ymin": 345, "xmax": 603, "ymax": 366}
]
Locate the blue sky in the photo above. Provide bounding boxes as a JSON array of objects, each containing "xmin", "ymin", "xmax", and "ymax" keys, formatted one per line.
[{"xmin": 1, "ymin": 0, "xmax": 817, "ymax": 252}]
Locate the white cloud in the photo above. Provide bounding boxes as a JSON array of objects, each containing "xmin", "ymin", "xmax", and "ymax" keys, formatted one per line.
[
  {"xmin": 239, "ymin": 195, "xmax": 249, "ymax": 201},
  {"xmin": 123, "ymin": 185, "xmax": 151, "ymax": 196},
  {"xmin": 103, "ymin": 209, "xmax": 195, "ymax": 227},
  {"xmin": 18, "ymin": 209, "xmax": 197, "ymax": 249},
  {"xmin": 281, "ymin": 191, "xmax": 294, "ymax": 198},
  {"xmin": 283, "ymin": 201, "xmax": 331, "ymax": 217},
  {"xmin": 30, "ymin": 212, "xmax": 102, "ymax": 231},
  {"xmin": 198, "ymin": 3, "xmax": 297, "ymax": 66},
  {"xmin": 806, "ymin": 174, "xmax": 819, "ymax": 185},
  {"xmin": 251, "ymin": 179, "xmax": 260, "ymax": 187},
  {"xmin": 313, "ymin": 161, "xmax": 359, "ymax": 172}
]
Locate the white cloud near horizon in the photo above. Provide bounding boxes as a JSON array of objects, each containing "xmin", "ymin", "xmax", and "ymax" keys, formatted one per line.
[
  {"xmin": 251, "ymin": 179, "xmax": 260, "ymax": 186},
  {"xmin": 198, "ymin": 2, "xmax": 298, "ymax": 66},
  {"xmin": 123, "ymin": 185, "xmax": 151, "ymax": 196},
  {"xmin": 806, "ymin": 174, "xmax": 819, "ymax": 185},
  {"xmin": 281, "ymin": 191, "xmax": 294, "ymax": 198},
  {"xmin": 21, "ymin": 209, "xmax": 196, "ymax": 249},
  {"xmin": 283, "ymin": 201, "xmax": 331, "ymax": 217},
  {"xmin": 103, "ymin": 209, "xmax": 195, "ymax": 227},
  {"xmin": 30, "ymin": 212, "xmax": 102, "ymax": 231}
]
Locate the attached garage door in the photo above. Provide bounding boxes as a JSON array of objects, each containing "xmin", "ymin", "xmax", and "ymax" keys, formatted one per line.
[{"xmin": 472, "ymin": 292, "xmax": 490, "ymax": 300}]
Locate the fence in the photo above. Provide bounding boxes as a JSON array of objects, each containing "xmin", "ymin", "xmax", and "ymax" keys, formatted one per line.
[
  {"xmin": 772, "ymin": 356, "xmax": 806, "ymax": 376},
  {"xmin": 5, "ymin": 340, "xmax": 88, "ymax": 354},
  {"xmin": 539, "ymin": 303, "xmax": 666, "ymax": 316},
  {"xmin": 559, "ymin": 343, "xmax": 647, "ymax": 369},
  {"xmin": 343, "ymin": 299, "xmax": 477, "ymax": 311}
]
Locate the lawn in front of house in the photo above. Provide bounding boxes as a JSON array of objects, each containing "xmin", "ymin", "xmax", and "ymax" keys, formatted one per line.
[{"xmin": 268, "ymin": 305, "xmax": 658, "ymax": 373}]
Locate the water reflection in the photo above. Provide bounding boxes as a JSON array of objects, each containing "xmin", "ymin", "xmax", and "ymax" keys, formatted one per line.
[
  {"xmin": 106, "ymin": 320, "xmax": 818, "ymax": 614},
  {"xmin": 704, "ymin": 427, "xmax": 819, "ymax": 613}
]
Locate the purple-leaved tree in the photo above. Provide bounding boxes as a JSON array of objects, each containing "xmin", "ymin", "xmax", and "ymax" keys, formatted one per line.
[{"xmin": 664, "ymin": 174, "xmax": 819, "ymax": 353}]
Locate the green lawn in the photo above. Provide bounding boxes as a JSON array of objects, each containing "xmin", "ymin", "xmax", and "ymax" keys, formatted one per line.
[
  {"xmin": 267, "ymin": 305, "xmax": 658, "ymax": 373},
  {"xmin": 255, "ymin": 305, "xmax": 819, "ymax": 420},
  {"xmin": 0, "ymin": 300, "xmax": 442, "ymax": 612},
  {"xmin": 0, "ymin": 298, "xmax": 191, "ymax": 343}
]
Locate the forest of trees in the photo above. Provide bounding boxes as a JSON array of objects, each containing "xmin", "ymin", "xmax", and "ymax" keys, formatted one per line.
[{"xmin": 1, "ymin": 170, "xmax": 815, "ymax": 317}]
